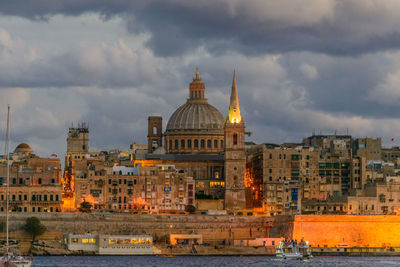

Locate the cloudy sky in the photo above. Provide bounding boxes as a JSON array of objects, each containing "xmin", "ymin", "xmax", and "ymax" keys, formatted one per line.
[{"xmin": 2, "ymin": 0, "xmax": 400, "ymax": 158}]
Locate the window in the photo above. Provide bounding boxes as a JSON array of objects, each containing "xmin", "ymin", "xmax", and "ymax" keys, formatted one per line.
[
  {"xmin": 194, "ymin": 140, "xmax": 199, "ymax": 148},
  {"xmin": 50, "ymin": 195, "xmax": 53, "ymax": 201},
  {"xmin": 214, "ymin": 140, "xmax": 218, "ymax": 148},
  {"xmin": 201, "ymin": 140, "xmax": 205, "ymax": 148},
  {"xmin": 169, "ymin": 140, "xmax": 172, "ymax": 150},
  {"xmin": 207, "ymin": 140, "xmax": 211, "ymax": 148},
  {"xmin": 19, "ymin": 178, "xmax": 23, "ymax": 184},
  {"xmin": 181, "ymin": 140, "xmax": 185, "ymax": 148},
  {"xmin": 220, "ymin": 140, "xmax": 223, "ymax": 148},
  {"xmin": 44, "ymin": 195, "xmax": 47, "ymax": 201},
  {"xmin": 233, "ymin": 133, "xmax": 238, "ymax": 145},
  {"xmin": 24, "ymin": 195, "xmax": 27, "ymax": 201},
  {"xmin": 55, "ymin": 195, "xmax": 59, "ymax": 201},
  {"xmin": 12, "ymin": 178, "xmax": 16, "ymax": 185},
  {"xmin": 38, "ymin": 178, "xmax": 42, "ymax": 185},
  {"xmin": 188, "ymin": 139, "xmax": 192, "ymax": 148},
  {"xmin": 175, "ymin": 140, "xmax": 178, "ymax": 149}
]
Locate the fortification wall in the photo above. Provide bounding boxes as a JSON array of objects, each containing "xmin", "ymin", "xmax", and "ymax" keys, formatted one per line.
[
  {"xmin": 292, "ymin": 215, "xmax": 400, "ymax": 247},
  {"xmin": 3, "ymin": 213, "xmax": 273, "ymax": 243}
]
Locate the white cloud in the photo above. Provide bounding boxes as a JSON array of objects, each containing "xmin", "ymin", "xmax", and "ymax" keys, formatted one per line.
[{"xmin": 300, "ymin": 64, "xmax": 318, "ymax": 80}]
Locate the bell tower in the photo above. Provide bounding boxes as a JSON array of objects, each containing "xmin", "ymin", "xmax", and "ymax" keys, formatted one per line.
[{"xmin": 224, "ymin": 71, "xmax": 246, "ymax": 210}]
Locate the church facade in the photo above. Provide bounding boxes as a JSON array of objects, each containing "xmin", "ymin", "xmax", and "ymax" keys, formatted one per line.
[{"xmin": 145, "ymin": 69, "xmax": 247, "ymax": 210}]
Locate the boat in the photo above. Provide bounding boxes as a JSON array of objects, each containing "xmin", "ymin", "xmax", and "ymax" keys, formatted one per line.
[
  {"xmin": 276, "ymin": 239, "xmax": 312, "ymax": 260},
  {"xmin": 0, "ymin": 106, "xmax": 32, "ymax": 267}
]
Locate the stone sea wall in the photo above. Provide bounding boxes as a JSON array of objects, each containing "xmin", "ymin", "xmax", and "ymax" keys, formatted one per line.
[
  {"xmin": 292, "ymin": 215, "xmax": 400, "ymax": 247},
  {"xmin": 2, "ymin": 213, "xmax": 273, "ymax": 243}
]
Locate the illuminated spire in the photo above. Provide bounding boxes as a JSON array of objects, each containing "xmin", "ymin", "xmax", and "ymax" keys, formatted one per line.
[
  {"xmin": 228, "ymin": 70, "xmax": 242, "ymax": 124},
  {"xmin": 195, "ymin": 66, "xmax": 199, "ymax": 79}
]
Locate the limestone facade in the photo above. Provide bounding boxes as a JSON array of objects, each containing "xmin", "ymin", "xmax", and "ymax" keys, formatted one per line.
[{"xmin": 0, "ymin": 144, "xmax": 63, "ymax": 213}]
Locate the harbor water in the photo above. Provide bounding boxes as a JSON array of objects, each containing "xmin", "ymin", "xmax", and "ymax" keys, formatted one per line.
[{"xmin": 32, "ymin": 256, "xmax": 400, "ymax": 266}]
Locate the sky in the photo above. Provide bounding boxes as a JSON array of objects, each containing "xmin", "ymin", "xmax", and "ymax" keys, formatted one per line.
[{"xmin": 2, "ymin": 0, "xmax": 400, "ymax": 158}]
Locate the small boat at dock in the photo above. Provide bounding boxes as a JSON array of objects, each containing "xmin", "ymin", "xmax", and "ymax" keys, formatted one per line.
[{"xmin": 276, "ymin": 240, "xmax": 312, "ymax": 260}]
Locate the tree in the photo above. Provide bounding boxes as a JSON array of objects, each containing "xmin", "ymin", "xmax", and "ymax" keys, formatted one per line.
[
  {"xmin": 23, "ymin": 217, "xmax": 46, "ymax": 245},
  {"xmin": 185, "ymin": 205, "xmax": 196, "ymax": 214},
  {"xmin": 79, "ymin": 201, "xmax": 93, "ymax": 213}
]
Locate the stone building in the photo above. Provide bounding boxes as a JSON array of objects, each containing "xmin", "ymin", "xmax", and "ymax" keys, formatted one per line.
[
  {"xmin": 0, "ymin": 143, "xmax": 63, "ymax": 213},
  {"xmin": 64, "ymin": 68, "xmax": 248, "ymax": 212},
  {"xmin": 348, "ymin": 176, "xmax": 400, "ymax": 215},
  {"xmin": 353, "ymin": 137, "xmax": 382, "ymax": 161}
]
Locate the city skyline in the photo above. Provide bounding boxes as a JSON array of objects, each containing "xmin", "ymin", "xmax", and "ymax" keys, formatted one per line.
[{"xmin": 2, "ymin": 1, "xmax": 400, "ymax": 159}]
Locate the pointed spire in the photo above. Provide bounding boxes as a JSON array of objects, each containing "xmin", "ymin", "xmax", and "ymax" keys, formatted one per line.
[{"xmin": 228, "ymin": 70, "xmax": 242, "ymax": 124}]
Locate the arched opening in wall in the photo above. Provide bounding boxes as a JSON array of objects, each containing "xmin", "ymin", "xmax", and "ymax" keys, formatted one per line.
[
  {"xmin": 169, "ymin": 140, "xmax": 172, "ymax": 150},
  {"xmin": 153, "ymin": 126, "xmax": 157, "ymax": 135},
  {"xmin": 195, "ymin": 91, "xmax": 198, "ymax": 99},
  {"xmin": 220, "ymin": 140, "xmax": 224, "ymax": 148},
  {"xmin": 201, "ymin": 140, "xmax": 205, "ymax": 148},
  {"xmin": 207, "ymin": 140, "xmax": 211, "ymax": 148},
  {"xmin": 233, "ymin": 176, "xmax": 238, "ymax": 187},
  {"xmin": 188, "ymin": 139, "xmax": 192, "ymax": 148},
  {"xmin": 214, "ymin": 140, "xmax": 218, "ymax": 148},
  {"xmin": 233, "ymin": 133, "xmax": 238, "ymax": 145},
  {"xmin": 175, "ymin": 139, "xmax": 178, "ymax": 149},
  {"xmin": 181, "ymin": 140, "xmax": 185, "ymax": 148},
  {"xmin": 194, "ymin": 140, "xmax": 199, "ymax": 148}
]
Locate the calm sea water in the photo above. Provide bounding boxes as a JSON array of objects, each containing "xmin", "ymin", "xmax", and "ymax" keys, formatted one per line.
[{"xmin": 32, "ymin": 256, "xmax": 400, "ymax": 267}]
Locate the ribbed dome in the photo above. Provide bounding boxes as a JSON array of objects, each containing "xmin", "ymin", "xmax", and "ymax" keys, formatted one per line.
[
  {"xmin": 166, "ymin": 102, "xmax": 224, "ymax": 132},
  {"xmin": 14, "ymin": 143, "xmax": 33, "ymax": 154}
]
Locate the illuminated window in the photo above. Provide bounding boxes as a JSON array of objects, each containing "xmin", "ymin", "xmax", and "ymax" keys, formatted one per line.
[
  {"xmin": 89, "ymin": 238, "xmax": 96, "ymax": 243},
  {"xmin": 146, "ymin": 238, "xmax": 152, "ymax": 244},
  {"xmin": 82, "ymin": 238, "xmax": 89, "ymax": 243},
  {"xmin": 72, "ymin": 238, "xmax": 78, "ymax": 243},
  {"xmin": 139, "ymin": 238, "xmax": 145, "ymax": 244},
  {"xmin": 117, "ymin": 239, "xmax": 123, "ymax": 244},
  {"xmin": 215, "ymin": 172, "xmax": 219, "ymax": 179},
  {"xmin": 124, "ymin": 239, "xmax": 130, "ymax": 244},
  {"xmin": 131, "ymin": 238, "xmax": 138, "ymax": 244},
  {"xmin": 109, "ymin": 238, "xmax": 116, "ymax": 244}
]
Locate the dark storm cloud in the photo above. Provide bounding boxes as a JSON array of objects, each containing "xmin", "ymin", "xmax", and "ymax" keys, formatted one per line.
[{"xmin": 2, "ymin": 1, "xmax": 400, "ymax": 57}]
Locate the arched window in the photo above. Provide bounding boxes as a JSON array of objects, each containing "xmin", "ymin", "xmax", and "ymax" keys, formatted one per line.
[
  {"xmin": 195, "ymin": 91, "xmax": 197, "ymax": 99},
  {"xmin": 169, "ymin": 140, "xmax": 172, "ymax": 150},
  {"xmin": 194, "ymin": 140, "xmax": 199, "ymax": 148},
  {"xmin": 207, "ymin": 140, "xmax": 211, "ymax": 148},
  {"xmin": 233, "ymin": 133, "xmax": 238, "ymax": 145},
  {"xmin": 201, "ymin": 140, "xmax": 205, "ymax": 148},
  {"xmin": 188, "ymin": 139, "xmax": 192, "ymax": 148},
  {"xmin": 181, "ymin": 140, "xmax": 185, "ymax": 148},
  {"xmin": 220, "ymin": 140, "xmax": 224, "ymax": 148},
  {"xmin": 214, "ymin": 140, "xmax": 218, "ymax": 148},
  {"xmin": 175, "ymin": 140, "xmax": 178, "ymax": 149},
  {"xmin": 153, "ymin": 126, "xmax": 157, "ymax": 135}
]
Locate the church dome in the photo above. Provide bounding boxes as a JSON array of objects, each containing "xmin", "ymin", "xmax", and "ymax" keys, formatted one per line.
[
  {"xmin": 14, "ymin": 143, "xmax": 33, "ymax": 154},
  {"xmin": 166, "ymin": 102, "xmax": 224, "ymax": 132},
  {"xmin": 164, "ymin": 68, "xmax": 225, "ymax": 154}
]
